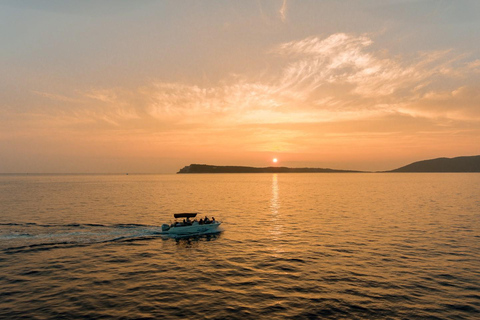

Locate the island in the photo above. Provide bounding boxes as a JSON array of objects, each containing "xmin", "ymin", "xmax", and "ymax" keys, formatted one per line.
[
  {"xmin": 177, "ymin": 155, "xmax": 480, "ymax": 174},
  {"xmin": 388, "ymin": 155, "xmax": 480, "ymax": 172},
  {"xmin": 177, "ymin": 164, "xmax": 362, "ymax": 174}
]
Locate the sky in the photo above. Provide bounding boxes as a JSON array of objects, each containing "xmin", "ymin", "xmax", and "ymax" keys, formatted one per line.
[{"xmin": 1, "ymin": 0, "xmax": 479, "ymax": 173}]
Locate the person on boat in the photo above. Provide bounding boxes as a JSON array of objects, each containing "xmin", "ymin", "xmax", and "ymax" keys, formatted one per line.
[
  {"xmin": 212, "ymin": 217, "xmax": 216, "ymax": 223},
  {"xmin": 199, "ymin": 218, "xmax": 204, "ymax": 225},
  {"xmin": 204, "ymin": 216, "xmax": 210, "ymax": 224}
]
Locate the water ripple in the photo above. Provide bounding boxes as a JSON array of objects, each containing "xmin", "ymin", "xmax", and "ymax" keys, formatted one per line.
[{"xmin": 1, "ymin": 174, "xmax": 479, "ymax": 319}]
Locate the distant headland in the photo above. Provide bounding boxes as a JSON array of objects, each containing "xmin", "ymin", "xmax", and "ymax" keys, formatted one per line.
[
  {"xmin": 178, "ymin": 164, "xmax": 362, "ymax": 174},
  {"xmin": 177, "ymin": 155, "xmax": 480, "ymax": 174},
  {"xmin": 387, "ymin": 155, "xmax": 480, "ymax": 173}
]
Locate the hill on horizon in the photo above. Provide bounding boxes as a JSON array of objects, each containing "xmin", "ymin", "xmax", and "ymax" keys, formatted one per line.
[
  {"xmin": 389, "ymin": 155, "xmax": 480, "ymax": 172},
  {"xmin": 177, "ymin": 164, "xmax": 362, "ymax": 174}
]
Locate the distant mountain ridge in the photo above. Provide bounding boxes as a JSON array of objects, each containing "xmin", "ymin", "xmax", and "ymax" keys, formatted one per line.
[
  {"xmin": 177, "ymin": 164, "xmax": 361, "ymax": 174},
  {"xmin": 177, "ymin": 155, "xmax": 480, "ymax": 174},
  {"xmin": 389, "ymin": 155, "xmax": 480, "ymax": 172}
]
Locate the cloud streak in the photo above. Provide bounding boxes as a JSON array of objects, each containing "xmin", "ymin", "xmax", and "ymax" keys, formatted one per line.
[
  {"xmin": 26, "ymin": 33, "xmax": 478, "ymax": 129},
  {"xmin": 279, "ymin": 0, "xmax": 287, "ymax": 22}
]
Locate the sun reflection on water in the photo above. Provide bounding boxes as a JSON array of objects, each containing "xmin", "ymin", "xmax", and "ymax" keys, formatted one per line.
[{"xmin": 269, "ymin": 174, "xmax": 283, "ymax": 240}]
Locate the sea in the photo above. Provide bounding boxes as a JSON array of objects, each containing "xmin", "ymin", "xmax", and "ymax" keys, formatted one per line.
[{"xmin": 0, "ymin": 173, "xmax": 479, "ymax": 319}]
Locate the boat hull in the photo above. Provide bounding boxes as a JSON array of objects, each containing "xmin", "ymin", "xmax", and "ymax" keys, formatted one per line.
[{"xmin": 164, "ymin": 222, "xmax": 221, "ymax": 236}]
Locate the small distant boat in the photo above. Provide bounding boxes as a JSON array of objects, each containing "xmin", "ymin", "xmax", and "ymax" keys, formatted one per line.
[{"xmin": 161, "ymin": 213, "xmax": 221, "ymax": 236}]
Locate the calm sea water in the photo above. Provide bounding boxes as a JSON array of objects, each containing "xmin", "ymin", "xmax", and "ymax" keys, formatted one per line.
[{"xmin": 0, "ymin": 173, "xmax": 479, "ymax": 319}]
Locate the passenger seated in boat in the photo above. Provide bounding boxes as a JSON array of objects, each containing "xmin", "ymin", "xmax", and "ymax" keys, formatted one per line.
[
  {"xmin": 212, "ymin": 217, "xmax": 216, "ymax": 223},
  {"xmin": 199, "ymin": 218, "xmax": 204, "ymax": 225},
  {"xmin": 204, "ymin": 216, "xmax": 210, "ymax": 224}
]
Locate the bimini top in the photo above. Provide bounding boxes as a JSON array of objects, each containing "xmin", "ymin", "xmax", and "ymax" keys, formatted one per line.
[{"xmin": 174, "ymin": 213, "xmax": 198, "ymax": 218}]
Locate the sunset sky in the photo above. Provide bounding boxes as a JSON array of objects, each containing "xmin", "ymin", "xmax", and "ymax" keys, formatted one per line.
[{"xmin": 1, "ymin": 0, "xmax": 479, "ymax": 173}]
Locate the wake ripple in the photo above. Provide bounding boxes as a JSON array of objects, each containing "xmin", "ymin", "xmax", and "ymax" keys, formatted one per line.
[{"xmin": 0, "ymin": 222, "xmax": 164, "ymax": 254}]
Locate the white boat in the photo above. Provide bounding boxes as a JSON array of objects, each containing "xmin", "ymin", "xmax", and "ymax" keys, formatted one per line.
[{"xmin": 161, "ymin": 213, "xmax": 221, "ymax": 236}]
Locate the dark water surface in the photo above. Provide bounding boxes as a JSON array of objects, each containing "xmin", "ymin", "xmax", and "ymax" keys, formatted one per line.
[{"xmin": 0, "ymin": 173, "xmax": 479, "ymax": 319}]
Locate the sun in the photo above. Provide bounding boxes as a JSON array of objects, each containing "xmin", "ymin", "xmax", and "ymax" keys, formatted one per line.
[{"xmin": 273, "ymin": 158, "xmax": 278, "ymax": 163}]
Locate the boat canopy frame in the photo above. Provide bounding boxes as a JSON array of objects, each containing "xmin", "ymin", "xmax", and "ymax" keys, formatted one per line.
[{"xmin": 174, "ymin": 213, "xmax": 198, "ymax": 219}]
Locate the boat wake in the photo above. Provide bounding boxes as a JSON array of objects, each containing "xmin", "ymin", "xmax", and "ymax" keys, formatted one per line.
[{"xmin": 0, "ymin": 222, "xmax": 164, "ymax": 254}]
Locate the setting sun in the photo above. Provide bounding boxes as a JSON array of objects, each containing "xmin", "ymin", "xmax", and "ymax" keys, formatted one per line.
[{"xmin": 273, "ymin": 158, "xmax": 278, "ymax": 163}]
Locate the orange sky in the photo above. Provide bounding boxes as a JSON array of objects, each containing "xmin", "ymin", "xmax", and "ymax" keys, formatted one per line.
[{"xmin": 1, "ymin": 1, "xmax": 479, "ymax": 173}]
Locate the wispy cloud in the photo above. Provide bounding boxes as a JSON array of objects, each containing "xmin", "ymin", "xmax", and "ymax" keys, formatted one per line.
[
  {"xmin": 274, "ymin": 34, "xmax": 459, "ymax": 101},
  {"xmin": 14, "ymin": 33, "xmax": 480, "ymax": 159},
  {"xmin": 279, "ymin": 0, "xmax": 287, "ymax": 23},
  {"xmin": 33, "ymin": 91, "xmax": 83, "ymax": 103}
]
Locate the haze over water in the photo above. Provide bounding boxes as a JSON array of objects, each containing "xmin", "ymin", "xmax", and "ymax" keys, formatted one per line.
[{"xmin": 1, "ymin": 173, "xmax": 479, "ymax": 319}]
